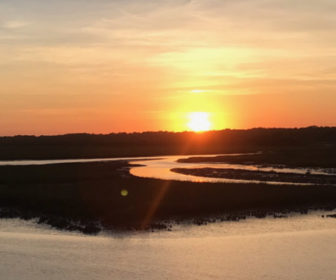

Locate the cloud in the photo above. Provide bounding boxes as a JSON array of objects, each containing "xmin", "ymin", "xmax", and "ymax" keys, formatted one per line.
[
  {"xmin": 1, "ymin": 0, "xmax": 336, "ymax": 95},
  {"xmin": 1, "ymin": 20, "xmax": 29, "ymax": 29}
]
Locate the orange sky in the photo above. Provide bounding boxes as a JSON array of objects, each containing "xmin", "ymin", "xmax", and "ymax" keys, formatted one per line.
[{"xmin": 1, "ymin": 0, "xmax": 335, "ymax": 135}]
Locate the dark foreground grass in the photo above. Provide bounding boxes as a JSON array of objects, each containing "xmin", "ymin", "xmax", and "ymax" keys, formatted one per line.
[{"xmin": 1, "ymin": 161, "xmax": 336, "ymax": 234}]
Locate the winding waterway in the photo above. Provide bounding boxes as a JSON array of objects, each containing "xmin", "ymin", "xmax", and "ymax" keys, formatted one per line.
[
  {"xmin": 1, "ymin": 154, "xmax": 334, "ymax": 185},
  {"xmin": 129, "ymin": 155, "xmax": 335, "ymax": 185}
]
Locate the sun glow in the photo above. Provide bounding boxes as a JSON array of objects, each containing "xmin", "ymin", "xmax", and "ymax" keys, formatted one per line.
[
  {"xmin": 187, "ymin": 112, "xmax": 212, "ymax": 132},
  {"xmin": 191, "ymin": 89, "xmax": 205, "ymax": 94}
]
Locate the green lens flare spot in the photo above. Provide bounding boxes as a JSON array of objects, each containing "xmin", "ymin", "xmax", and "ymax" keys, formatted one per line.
[{"xmin": 121, "ymin": 189, "xmax": 128, "ymax": 197}]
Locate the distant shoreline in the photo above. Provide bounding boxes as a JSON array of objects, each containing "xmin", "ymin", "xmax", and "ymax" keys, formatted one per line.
[{"xmin": 1, "ymin": 127, "xmax": 335, "ymax": 161}]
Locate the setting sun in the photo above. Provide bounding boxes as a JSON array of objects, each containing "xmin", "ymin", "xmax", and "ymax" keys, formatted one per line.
[{"xmin": 187, "ymin": 112, "xmax": 212, "ymax": 132}]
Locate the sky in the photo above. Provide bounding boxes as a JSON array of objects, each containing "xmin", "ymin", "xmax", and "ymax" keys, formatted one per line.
[{"xmin": 1, "ymin": 0, "xmax": 335, "ymax": 135}]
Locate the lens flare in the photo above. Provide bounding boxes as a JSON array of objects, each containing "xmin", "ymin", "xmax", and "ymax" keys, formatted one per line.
[{"xmin": 121, "ymin": 189, "xmax": 128, "ymax": 197}]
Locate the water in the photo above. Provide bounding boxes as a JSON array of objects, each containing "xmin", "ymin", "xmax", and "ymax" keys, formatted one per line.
[
  {"xmin": 1, "ymin": 212, "xmax": 336, "ymax": 280},
  {"xmin": 1, "ymin": 155, "xmax": 336, "ymax": 278},
  {"xmin": 129, "ymin": 155, "xmax": 333, "ymax": 185},
  {"xmin": 0, "ymin": 154, "xmax": 333, "ymax": 185}
]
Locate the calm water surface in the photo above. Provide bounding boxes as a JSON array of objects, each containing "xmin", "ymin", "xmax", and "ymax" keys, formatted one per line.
[{"xmin": 1, "ymin": 212, "xmax": 336, "ymax": 280}]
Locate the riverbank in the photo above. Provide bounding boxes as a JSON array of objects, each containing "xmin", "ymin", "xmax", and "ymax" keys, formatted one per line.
[
  {"xmin": 177, "ymin": 147, "xmax": 336, "ymax": 169},
  {"xmin": 1, "ymin": 161, "xmax": 336, "ymax": 233},
  {"xmin": 171, "ymin": 167, "xmax": 336, "ymax": 185}
]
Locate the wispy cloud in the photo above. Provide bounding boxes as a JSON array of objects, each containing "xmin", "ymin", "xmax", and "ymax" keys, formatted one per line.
[{"xmin": 1, "ymin": 20, "xmax": 29, "ymax": 29}]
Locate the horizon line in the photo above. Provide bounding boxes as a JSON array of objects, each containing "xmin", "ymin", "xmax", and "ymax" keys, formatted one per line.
[{"xmin": 1, "ymin": 125, "xmax": 335, "ymax": 138}]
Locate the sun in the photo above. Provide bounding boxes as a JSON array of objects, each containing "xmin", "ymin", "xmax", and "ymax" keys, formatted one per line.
[{"xmin": 187, "ymin": 112, "xmax": 212, "ymax": 132}]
